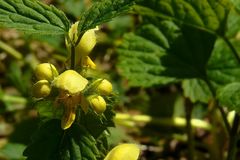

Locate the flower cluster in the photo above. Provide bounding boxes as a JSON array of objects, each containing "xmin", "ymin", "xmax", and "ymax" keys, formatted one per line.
[{"xmin": 32, "ymin": 22, "xmax": 113, "ymax": 130}]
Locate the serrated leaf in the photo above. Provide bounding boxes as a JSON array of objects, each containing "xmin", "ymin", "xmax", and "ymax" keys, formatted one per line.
[
  {"xmin": 182, "ymin": 38, "xmax": 240, "ymax": 103},
  {"xmin": 80, "ymin": 99, "xmax": 116, "ymax": 138},
  {"xmin": 34, "ymin": 100, "xmax": 63, "ymax": 119},
  {"xmin": 117, "ymin": 0, "xmax": 233, "ymax": 87},
  {"xmin": 23, "ymin": 120, "xmax": 100, "ymax": 160},
  {"xmin": 135, "ymin": 0, "xmax": 232, "ymax": 36},
  {"xmin": 207, "ymin": 39, "xmax": 240, "ymax": 89},
  {"xmin": 182, "ymin": 79, "xmax": 212, "ymax": 103},
  {"xmin": 77, "ymin": 0, "xmax": 134, "ymax": 33},
  {"xmin": 217, "ymin": 82, "xmax": 240, "ymax": 112},
  {"xmin": 0, "ymin": 143, "xmax": 26, "ymax": 159},
  {"xmin": 117, "ymin": 17, "xmax": 216, "ymax": 86},
  {"xmin": 117, "ymin": 31, "xmax": 175, "ymax": 87},
  {"xmin": 0, "ymin": 0, "xmax": 70, "ymax": 35}
]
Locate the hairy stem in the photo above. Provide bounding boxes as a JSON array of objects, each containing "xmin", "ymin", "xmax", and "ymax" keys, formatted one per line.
[
  {"xmin": 227, "ymin": 114, "xmax": 240, "ymax": 160},
  {"xmin": 204, "ymin": 77, "xmax": 231, "ymax": 135}
]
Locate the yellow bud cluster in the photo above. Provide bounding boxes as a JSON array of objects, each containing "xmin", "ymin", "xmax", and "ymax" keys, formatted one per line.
[{"xmin": 32, "ymin": 63, "xmax": 58, "ymax": 98}]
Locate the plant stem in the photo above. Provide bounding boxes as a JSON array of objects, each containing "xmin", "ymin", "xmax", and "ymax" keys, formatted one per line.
[
  {"xmin": 204, "ymin": 77, "xmax": 231, "ymax": 135},
  {"xmin": 1, "ymin": 95, "xmax": 27, "ymax": 104},
  {"xmin": 227, "ymin": 113, "xmax": 240, "ymax": 160},
  {"xmin": 0, "ymin": 41, "xmax": 22, "ymax": 60},
  {"xmin": 185, "ymin": 98, "xmax": 195, "ymax": 160},
  {"xmin": 70, "ymin": 45, "xmax": 75, "ymax": 69},
  {"xmin": 114, "ymin": 113, "xmax": 212, "ymax": 130},
  {"xmin": 223, "ymin": 36, "xmax": 240, "ymax": 64}
]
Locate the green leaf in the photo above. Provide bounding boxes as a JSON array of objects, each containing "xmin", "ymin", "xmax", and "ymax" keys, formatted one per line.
[
  {"xmin": 59, "ymin": 0, "xmax": 85, "ymax": 18},
  {"xmin": 217, "ymin": 82, "xmax": 240, "ymax": 112},
  {"xmin": 117, "ymin": 17, "xmax": 216, "ymax": 86},
  {"xmin": 182, "ymin": 79, "xmax": 212, "ymax": 103},
  {"xmin": 182, "ymin": 38, "xmax": 240, "ymax": 103},
  {"xmin": 77, "ymin": 0, "xmax": 134, "ymax": 33},
  {"xmin": 0, "ymin": 0, "xmax": 70, "ymax": 35},
  {"xmin": 34, "ymin": 100, "xmax": 63, "ymax": 119},
  {"xmin": 135, "ymin": 0, "xmax": 232, "ymax": 36},
  {"xmin": 23, "ymin": 119, "xmax": 100, "ymax": 160},
  {"xmin": 230, "ymin": 0, "xmax": 240, "ymax": 12},
  {"xmin": 0, "ymin": 143, "xmax": 26, "ymax": 160},
  {"xmin": 117, "ymin": 0, "xmax": 233, "ymax": 87},
  {"xmin": 207, "ymin": 39, "xmax": 240, "ymax": 89},
  {"xmin": 117, "ymin": 31, "xmax": 175, "ymax": 87},
  {"xmin": 80, "ymin": 96, "xmax": 116, "ymax": 138}
]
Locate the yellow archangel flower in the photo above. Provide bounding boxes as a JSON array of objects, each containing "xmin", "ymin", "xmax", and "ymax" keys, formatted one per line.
[
  {"xmin": 66, "ymin": 21, "xmax": 98, "ymax": 67},
  {"xmin": 104, "ymin": 143, "xmax": 140, "ymax": 160},
  {"xmin": 53, "ymin": 70, "xmax": 88, "ymax": 129}
]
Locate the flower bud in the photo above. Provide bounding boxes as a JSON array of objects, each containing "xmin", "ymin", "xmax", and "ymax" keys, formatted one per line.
[
  {"xmin": 53, "ymin": 70, "xmax": 88, "ymax": 95},
  {"xmin": 35, "ymin": 63, "xmax": 58, "ymax": 81},
  {"xmin": 97, "ymin": 79, "xmax": 112, "ymax": 96},
  {"xmin": 104, "ymin": 143, "xmax": 140, "ymax": 160},
  {"xmin": 32, "ymin": 80, "xmax": 51, "ymax": 98},
  {"xmin": 88, "ymin": 95, "xmax": 106, "ymax": 114},
  {"xmin": 77, "ymin": 27, "xmax": 98, "ymax": 57}
]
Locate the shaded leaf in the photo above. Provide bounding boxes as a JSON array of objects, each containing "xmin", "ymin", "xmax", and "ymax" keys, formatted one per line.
[
  {"xmin": 135, "ymin": 0, "xmax": 232, "ymax": 36},
  {"xmin": 80, "ymin": 96, "xmax": 116, "ymax": 138},
  {"xmin": 182, "ymin": 38, "xmax": 240, "ymax": 103},
  {"xmin": 23, "ymin": 119, "xmax": 100, "ymax": 160},
  {"xmin": 182, "ymin": 79, "xmax": 212, "ymax": 103},
  {"xmin": 0, "ymin": 0, "xmax": 70, "ymax": 35},
  {"xmin": 117, "ymin": 0, "xmax": 233, "ymax": 87},
  {"xmin": 117, "ymin": 31, "xmax": 175, "ymax": 87},
  {"xmin": 77, "ymin": 0, "xmax": 134, "ymax": 33},
  {"xmin": 217, "ymin": 82, "xmax": 240, "ymax": 112},
  {"xmin": 207, "ymin": 39, "xmax": 240, "ymax": 89},
  {"xmin": 0, "ymin": 143, "xmax": 26, "ymax": 160}
]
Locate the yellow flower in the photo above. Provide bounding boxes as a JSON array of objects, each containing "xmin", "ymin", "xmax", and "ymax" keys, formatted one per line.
[
  {"xmin": 53, "ymin": 70, "xmax": 88, "ymax": 130},
  {"xmin": 32, "ymin": 80, "xmax": 51, "ymax": 98},
  {"xmin": 97, "ymin": 79, "xmax": 112, "ymax": 96},
  {"xmin": 81, "ymin": 56, "xmax": 96, "ymax": 69},
  {"xmin": 34, "ymin": 63, "xmax": 58, "ymax": 81},
  {"xmin": 53, "ymin": 70, "xmax": 88, "ymax": 95},
  {"xmin": 66, "ymin": 22, "xmax": 98, "ymax": 66},
  {"xmin": 104, "ymin": 143, "xmax": 140, "ymax": 160},
  {"xmin": 59, "ymin": 92, "xmax": 81, "ymax": 130},
  {"xmin": 76, "ymin": 26, "xmax": 98, "ymax": 57},
  {"xmin": 88, "ymin": 95, "xmax": 106, "ymax": 114}
]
